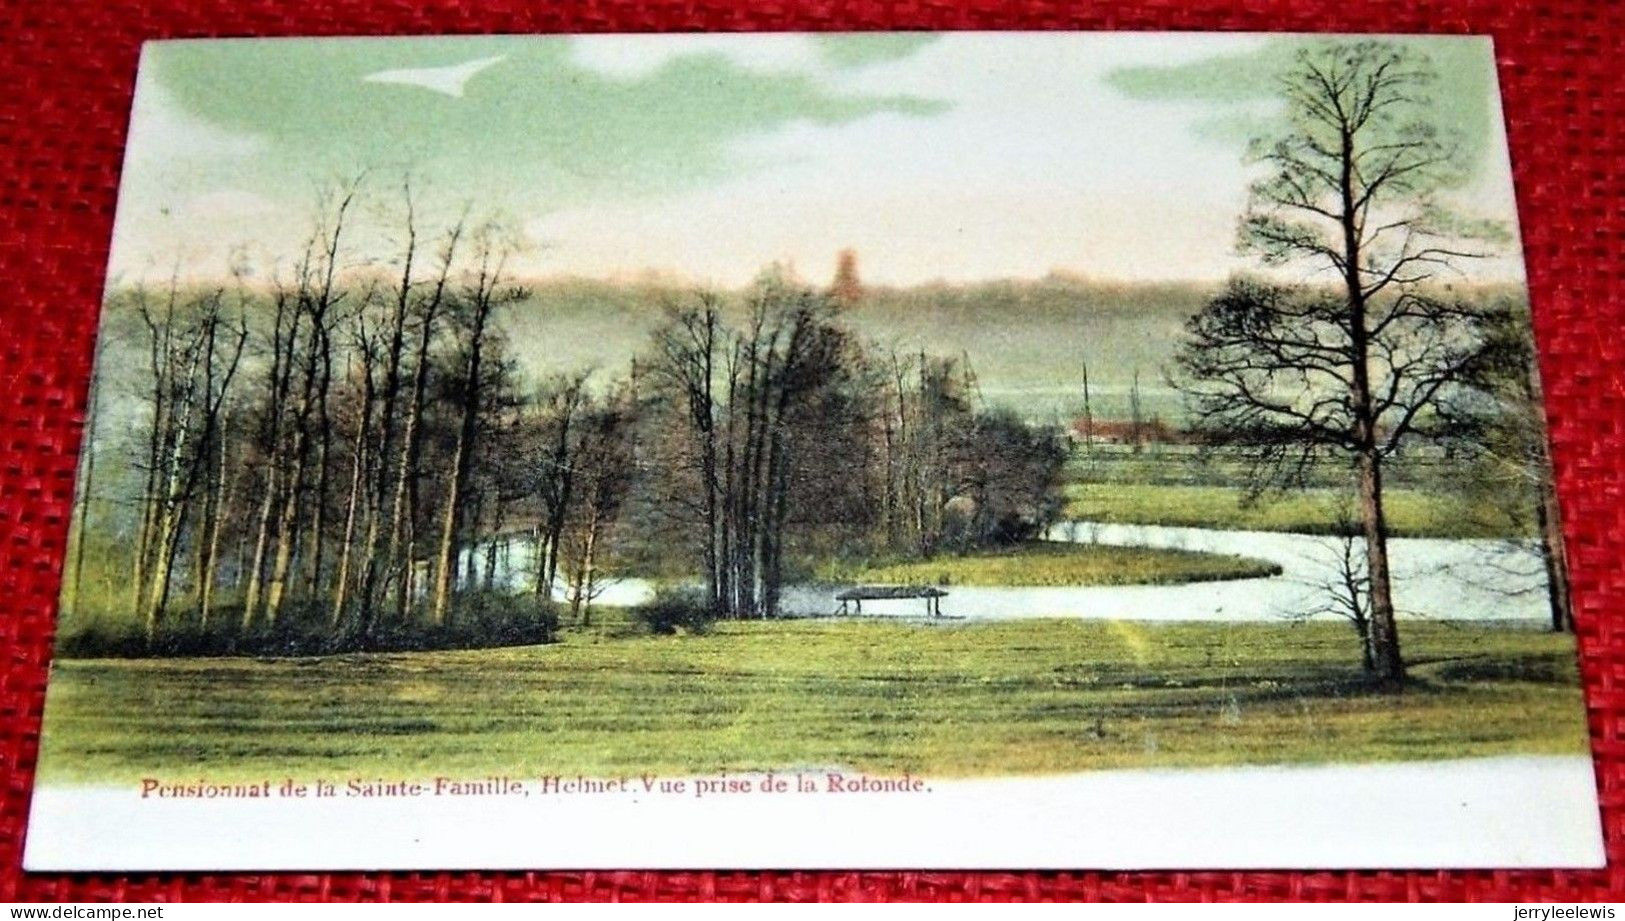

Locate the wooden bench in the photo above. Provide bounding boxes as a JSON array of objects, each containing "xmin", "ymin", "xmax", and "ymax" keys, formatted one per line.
[{"xmin": 834, "ymin": 585, "xmax": 948, "ymax": 617}]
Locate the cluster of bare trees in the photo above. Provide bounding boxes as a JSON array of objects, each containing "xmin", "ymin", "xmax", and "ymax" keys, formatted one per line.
[
  {"xmin": 83, "ymin": 181, "xmax": 548, "ymax": 652},
  {"xmin": 873, "ymin": 351, "xmax": 983, "ymax": 556},
  {"xmin": 129, "ymin": 281, "xmax": 248, "ymax": 641},
  {"xmin": 646, "ymin": 284, "xmax": 848, "ymax": 619},
  {"xmin": 76, "ymin": 213, "xmax": 1065, "ymax": 651},
  {"xmin": 642, "ymin": 274, "xmax": 1066, "ymax": 619},
  {"xmin": 522, "ymin": 373, "xmax": 640, "ymax": 624}
]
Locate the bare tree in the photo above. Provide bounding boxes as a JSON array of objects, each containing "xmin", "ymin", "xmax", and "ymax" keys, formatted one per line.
[
  {"xmin": 1289, "ymin": 510, "xmax": 1377, "ymax": 673},
  {"xmin": 131, "ymin": 274, "xmax": 179, "ymax": 616},
  {"xmin": 651, "ymin": 294, "xmax": 726, "ymax": 612},
  {"xmin": 559, "ymin": 386, "xmax": 639, "ymax": 626},
  {"xmin": 66, "ymin": 338, "xmax": 104, "ymax": 617},
  {"xmin": 648, "ymin": 277, "xmax": 848, "ymax": 618},
  {"xmin": 330, "ymin": 284, "xmax": 384, "ymax": 629},
  {"xmin": 196, "ymin": 270, "xmax": 253, "ymax": 628},
  {"xmin": 386, "ymin": 212, "xmax": 466, "ymax": 620},
  {"xmin": 1451, "ymin": 299, "xmax": 1573, "ymax": 632},
  {"xmin": 1175, "ymin": 40, "xmax": 1504, "ymax": 685},
  {"xmin": 264, "ymin": 181, "xmax": 360, "ymax": 626},
  {"xmin": 430, "ymin": 222, "xmax": 521, "ymax": 625},
  {"xmin": 532, "ymin": 371, "xmax": 590, "ymax": 600},
  {"xmin": 138, "ymin": 288, "xmax": 247, "ymax": 641}
]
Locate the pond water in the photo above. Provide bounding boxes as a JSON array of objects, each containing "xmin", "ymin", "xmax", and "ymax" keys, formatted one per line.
[{"xmin": 459, "ymin": 521, "xmax": 1552, "ymax": 623}]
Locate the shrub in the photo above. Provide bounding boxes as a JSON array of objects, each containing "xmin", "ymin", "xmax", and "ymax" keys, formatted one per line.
[
  {"xmin": 632, "ymin": 587, "xmax": 716, "ymax": 636},
  {"xmin": 54, "ymin": 592, "xmax": 560, "ymax": 659}
]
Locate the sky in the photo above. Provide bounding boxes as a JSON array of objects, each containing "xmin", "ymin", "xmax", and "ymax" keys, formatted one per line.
[{"xmin": 107, "ymin": 32, "xmax": 1526, "ymax": 288}]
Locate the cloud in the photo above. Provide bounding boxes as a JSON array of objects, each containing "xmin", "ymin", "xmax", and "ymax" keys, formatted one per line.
[
  {"xmin": 1104, "ymin": 36, "xmax": 1499, "ymax": 174},
  {"xmin": 143, "ymin": 36, "xmax": 948, "ymax": 208},
  {"xmin": 115, "ymin": 33, "xmax": 1522, "ymax": 288},
  {"xmin": 568, "ymin": 34, "xmax": 825, "ymax": 80},
  {"xmin": 813, "ymin": 34, "xmax": 941, "ymax": 70},
  {"xmin": 363, "ymin": 55, "xmax": 506, "ymax": 98},
  {"xmin": 565, "ymin": 34, "xmax": 944, "ymax": 80},
  {"xmin": 521, "ymin": 35, "xmax": 1263, "ymax": 286},
  {"xmin": 125, "ymin": 65, "xmax": 265, "ymax": 167}
]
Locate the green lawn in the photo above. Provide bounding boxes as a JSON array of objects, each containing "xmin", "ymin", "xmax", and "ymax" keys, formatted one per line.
[
  {"xmin": 1065, "ymin": 483, "xmax": 1523, "ymax": 539},
  {"xmin": 820, "ymin": 541, "xmax": 1281, "ymax": 587},
  {"xmin": 36, "ymin": 618, "xmax": 1587, "ymax": 785}
]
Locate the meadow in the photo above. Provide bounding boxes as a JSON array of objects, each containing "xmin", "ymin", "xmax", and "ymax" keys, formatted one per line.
[
  {"xmin": 37, "ymin": 616, "xmax": 1587, "ymax": 785},
  {"xmin": 1061, "ymin": 443, "xmax": 1530, "ymax": 540},
  {"xmin": 1065, "ymin": 483, "xmax": 1514, "ymax": 539}
]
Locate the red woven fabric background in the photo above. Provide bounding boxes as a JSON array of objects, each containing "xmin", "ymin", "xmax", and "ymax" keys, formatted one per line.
[{"xmin": 1, "ymin": 0, "xmax": 1621, "ymax": 903}]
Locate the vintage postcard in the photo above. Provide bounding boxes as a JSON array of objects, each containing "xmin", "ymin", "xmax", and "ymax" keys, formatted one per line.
[{"xmin": 25, "ymin": 31, "xmax": 1602, "ymax": 870}]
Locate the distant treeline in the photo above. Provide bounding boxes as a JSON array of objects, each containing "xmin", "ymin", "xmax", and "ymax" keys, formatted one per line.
[{"xmin": 502, "ymin": 273, "xmax": 1214, "ymax": 406}]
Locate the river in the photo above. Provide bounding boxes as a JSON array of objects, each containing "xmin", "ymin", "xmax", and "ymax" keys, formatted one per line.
[{"xmin": 461, "ymin": 521, "xmax": 1552, "ymax": 623}]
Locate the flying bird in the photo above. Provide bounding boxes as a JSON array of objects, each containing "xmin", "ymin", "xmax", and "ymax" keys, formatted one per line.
[{"xmin": 362, "ymin": 55, "xmax": 506, "ymax": 98}]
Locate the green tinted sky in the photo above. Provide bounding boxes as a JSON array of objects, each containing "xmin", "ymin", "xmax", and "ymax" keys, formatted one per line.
[
  {"xmin": 146, "ymin": 35, "xmax": 944, "ymax": 205},
  {"xmin": 1106, "ymin": 35, "xmax": 1499, "ymax": 168},
  {"xmin": 111, "ymin": 32, "xmax": 1523, "ymax": 285}
]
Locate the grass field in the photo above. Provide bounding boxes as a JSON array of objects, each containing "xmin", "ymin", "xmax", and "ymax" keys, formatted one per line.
[
  {"xmin": 36, "ymin": 617, "xmax": 1587, "ymax": 785},
  {"xmin": 1065, "ymin": 483, "xmax": 1521, "ymax": 539},
  {"xmin": 820, "ymin": 541, "xmax": 1281, "ymax": 587}
]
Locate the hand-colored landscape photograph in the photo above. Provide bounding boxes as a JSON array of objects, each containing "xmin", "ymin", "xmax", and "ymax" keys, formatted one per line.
[{"xmin": 25, "ymin": 32, "xmax": 1602, "ymax": 870}]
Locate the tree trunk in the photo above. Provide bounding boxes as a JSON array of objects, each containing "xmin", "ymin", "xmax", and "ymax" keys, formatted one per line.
[
  {"xmin": 531, "ymin": 523, "xmax": 548, "ymax": 599},
  {"xmin": 540, "ymin": 390, "xmax": 579, "ymax": 600},
  {"xmin": 264, "ymin": 470, "xmax": 302, "ymax": 626},
  {"xmin": 577, "ymin": 503, "xmax": 600, "ymax": 627},
  {"xmin": 1129, "ymin": 369, "xmax": 1143, "ymax": 454},
  {"xmin": 144, "ymin": 509, "xmax": 180, "ymax": 643},
  {"xmin": 430, "ymin": 427, "xmax": 470, "ymax": 626},
  {"xmin": 482, "ymin": 499, "xmax": 503, "ymax": 592},
  {"xmin": 1080, "ymin": 361, "xmax": 1093, "ymax": 454},
  {"xmin": 266, "ymin": 365, "xmax": 316, "ymax": 627},
  {"xmin": 1357, "ymin": 448, "xmax": 1403, "ymax": 683},
  {"xmin": 879, "ymin": 382, "xmax": 896, "ymax": 545},
  {"xmin": 305, "ymin": 355, "xmax": 332, "ymax": 600},
  {"xmin": 1340, "ymin": 117, "xmax": 1402, "ymax": 686},
  {"xmin": 1522, "ymin": 359, "xmax": 1573, "ymax": 633},
  {"xmin": 389, "ymin": 323, "xmax": 436, "ymax": 621},
  {"xmin": 243, "ymin": 291, "xmax": 299, "ymax": 632},
  {"xmin": 1535, "ymin": 476, "xmax": 1573, "ymax": 633},
  {"xmin": 331, "ymin": 383, "xmax": 372, "ymax": 629},
  {"xmin": 143, "ymin": 323, "xmax": 206, "ymax": 643},
  {"xmin": 763, "ymin": 429, "xmax": 791, "ymax": 619},
  {"xmin": 430, "ymin": 247, "xmax": 497, "ymax": 626},
  {"xmin": 698, "ymin": 325, "xmax": 722, "ymax": 614},
  {"xmin": 388, "ymin": 413, "xmax": 420, "ymax": 619},
  {"xmin": 358, "ymin": 285, "xmax": 410, "ymax": 630},
  {"xmin": 67, "ymin": 351, "xmax": 101, "ymax": 616},
  {"xmin": 192, "ymin": 314, "xmax": 220, "ymax": 625},
  {"xmin": 145, "ymin": 492, "xmax": 198, "ymax": 645},
  {"xmin": 134, "ymin": 317, "xmax": 169, "ymax": 617},
  {"xmin": 720, "ymin": 349, "xmax": 740, "ymax": 618},
  {"xmin": 199, "ymin": 411, "xmax": 233, "ymax": 630},
  {"xmin": 241, "ymin": 466, "xmax": 277, "ymax": 631}
]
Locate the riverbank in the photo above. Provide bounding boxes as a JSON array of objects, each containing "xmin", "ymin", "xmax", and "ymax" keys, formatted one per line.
[
  {"xmin": 1066, "ymin": 482, "xmax": 1523, "ymax": 539},
  {"xmin": 37, "ymin": 618, "xmax": 1587, "ymax": 785}
]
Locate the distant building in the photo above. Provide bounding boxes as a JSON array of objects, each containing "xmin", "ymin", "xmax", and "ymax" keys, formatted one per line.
[
  {"xmin": 830, "ymin": 248, "xmax": 863, "ymax": 309},
  {"xmin": 1069, "ymin": 417, "xmax": 1202, "ymax": 446}
]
